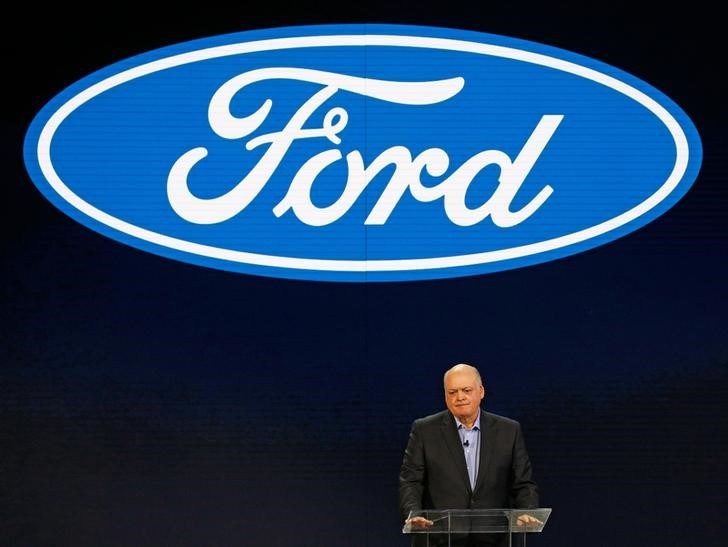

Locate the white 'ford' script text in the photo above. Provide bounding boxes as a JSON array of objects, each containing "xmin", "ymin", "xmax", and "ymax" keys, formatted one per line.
[{"xmin": 167, "ymin": 68, "xmax": 563, "ymax": 227}]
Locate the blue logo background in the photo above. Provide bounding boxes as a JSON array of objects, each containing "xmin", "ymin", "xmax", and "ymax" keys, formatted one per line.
[{"xmin": 24, "ymin": 25, "xmax": 701, "ymax": 281}]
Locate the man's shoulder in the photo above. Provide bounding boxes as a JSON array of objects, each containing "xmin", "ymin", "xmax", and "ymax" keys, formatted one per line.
[
  {"xmin": 482, "ymin": 411, "xmax": 522, "ymax": 430},
  {"xmin": 411, "ymin": 409, "xmax": 451, "ymax": 429}
]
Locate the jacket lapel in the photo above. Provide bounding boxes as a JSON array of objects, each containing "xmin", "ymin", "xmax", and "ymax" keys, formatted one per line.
[
  {"xmin": 441, "ymin": 412, "xmax": 472, "ymax": 494},
  {"xmin": 473, "ymin": 411, "xmax": 497, "ymax": 494}
]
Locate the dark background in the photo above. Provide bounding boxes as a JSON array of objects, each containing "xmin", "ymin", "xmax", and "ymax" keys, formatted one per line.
[{"xmin": 3, "ymin": 5, "xmax": 727, "ymax": 546}]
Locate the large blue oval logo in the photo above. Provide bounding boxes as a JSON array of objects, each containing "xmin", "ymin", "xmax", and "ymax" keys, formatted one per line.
[{"xmin": 24, "ymin": 24, "xmax": 701, "ymax": 282}]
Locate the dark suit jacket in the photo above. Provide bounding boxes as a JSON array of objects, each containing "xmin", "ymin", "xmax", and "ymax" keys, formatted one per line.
[{"xmin": 399, "ymin": 409, "xmax": 539, "ymax": 545}]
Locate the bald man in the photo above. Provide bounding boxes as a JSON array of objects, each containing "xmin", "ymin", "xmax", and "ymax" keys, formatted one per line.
[{"xmin": 399, "ymin": 364, "xmax": 539, "ymax": 547}]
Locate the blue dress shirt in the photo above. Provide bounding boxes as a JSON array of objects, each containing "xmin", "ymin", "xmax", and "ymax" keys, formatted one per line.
[{"xmin": 455, "ymin": 412, "xmax": 481, "ymax": 490}]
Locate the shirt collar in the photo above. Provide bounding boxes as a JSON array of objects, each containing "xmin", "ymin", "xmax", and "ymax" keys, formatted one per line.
[{"xmin": 454, "ymin": 410, "xmax": 481, "ymax": 431}]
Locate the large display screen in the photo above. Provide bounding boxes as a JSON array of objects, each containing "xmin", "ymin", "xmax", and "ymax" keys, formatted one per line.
[{"xmin": 3, "ymin": 8, "xmax": 726, "ymax": 547}]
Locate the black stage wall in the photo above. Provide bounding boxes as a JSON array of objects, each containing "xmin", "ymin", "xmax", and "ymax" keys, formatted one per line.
[{"xmin": 3, "ymin": 5, "xmax": 727, "ymax": 547}]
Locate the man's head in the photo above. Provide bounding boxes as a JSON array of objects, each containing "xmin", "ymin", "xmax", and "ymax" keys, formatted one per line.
[{"xmin": 443, "ymin": 363, "xmax": 485, "ymax": 426}]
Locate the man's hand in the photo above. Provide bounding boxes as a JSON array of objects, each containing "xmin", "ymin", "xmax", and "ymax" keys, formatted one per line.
[
  {"xmin": 516, "ymin": 514, "xmax": 543, "ymax": 526},
  {"xmin": 406, "ymin": 516, "xmax": 435, "ymax": 530}
]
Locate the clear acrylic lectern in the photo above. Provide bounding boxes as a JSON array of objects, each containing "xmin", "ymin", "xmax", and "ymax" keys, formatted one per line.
[{"xmin": 403, "ymin": 508, "xmax": 552, "ymax": 547}]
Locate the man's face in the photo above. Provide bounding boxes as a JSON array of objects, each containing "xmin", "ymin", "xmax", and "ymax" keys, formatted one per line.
[{"xmin": 444, "ymin": 369, "xmax": 485, "ymax": 424}]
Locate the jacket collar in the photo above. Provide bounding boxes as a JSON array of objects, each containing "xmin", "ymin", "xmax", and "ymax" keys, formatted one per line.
[
  {"xmin": 440, "ymin": 410, "xmax": 475, "ymax": 494},
  {"xmin": 440, "ymin": 409, "xmax": 498, "ymax": 495}
]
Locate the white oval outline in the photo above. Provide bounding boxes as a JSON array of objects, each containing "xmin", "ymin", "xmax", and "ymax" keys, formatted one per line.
[{"xmin": 36, "ymin": 33, "xmax": 690, "ymax": 273}]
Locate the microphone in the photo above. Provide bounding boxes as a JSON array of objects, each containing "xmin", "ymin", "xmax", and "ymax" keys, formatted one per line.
[{"xmin": 463, "ymin": 439, "xmax": 470, "ymax": 447}]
